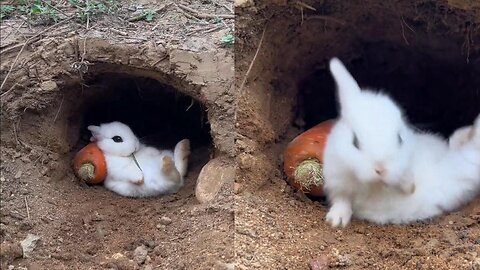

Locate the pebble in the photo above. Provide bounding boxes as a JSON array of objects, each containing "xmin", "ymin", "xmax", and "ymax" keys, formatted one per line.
[
  {"xmin": 159, "ymin": 216, "xmax": 172, "ymax": 225},
  {"xmin": 39, "ymin": 80, "xmax": 58, "ymax": 92},
  {"xmin": 134, "ymin": 245, "xmax": 148, "ymax": 264},
  {"xmin": 14, "ymin": 171, "xmax": 22, "ymax": 179},
  {"xmin": 20, "ymin": 234, "xmax": 40, "ymax": 258},
  {"xmin": 195, "ymin": 157, "xmax": 235, "ymax": 204},
  {"xmin": 109, "ymin": 253, "xmax": 136, "ymax": 270}
]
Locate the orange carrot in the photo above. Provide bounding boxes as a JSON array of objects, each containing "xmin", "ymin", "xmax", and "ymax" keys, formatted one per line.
[
  {"xmin": 283, "ymin": 120, "xmax": 335, "ymax": 197},
  {"xmin": 73, "ymin": 143, "xmax": 107, "ymax": 184}
]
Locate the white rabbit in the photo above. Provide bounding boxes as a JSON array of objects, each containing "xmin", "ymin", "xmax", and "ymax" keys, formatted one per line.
[
  {"xmin": 87, "ymin": 121, "xmax": 190, "ymax": 197},
  {"xmin": 323, "ymin": 57, "xmax": 480, "ymax": 227},
  {"xmin": 323, "ymin": 58, "xmax": 417, "ymax": 227}
]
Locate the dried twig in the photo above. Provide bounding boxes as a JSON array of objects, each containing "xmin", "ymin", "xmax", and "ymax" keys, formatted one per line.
[
  {"xmin": 177, "ymin": 4, "xmax": 234, "ymax": 19},
  {"xmin": 53, "ymin": 95, "xmax": 65, "ymax": 123},
  {"xmin": 0, "ymin": 82, "xmax": 19, "ymax": 98},
  {"xmin": 400, "ymin": 18, "xmax": 409, "ymax": 45},
  {"xmin": 24, "ymin": 196, "xmax": 30, "ymax": 219},
  {"xmin": 0, "ymin": 16, "xmax": 74, "ymax": 91},
  {"xmin": 296, "ymin": 1, "xmax": 316, "ymax": 11},
  {"xmin": 238, "ymin": 23, "xmax": 267, "ymax": 94},
  {"xmin": 401, "ymin": 16, "xmax": 416, "ymax": 34}
]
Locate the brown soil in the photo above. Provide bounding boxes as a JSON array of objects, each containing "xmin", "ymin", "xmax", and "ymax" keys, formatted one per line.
[
  {"xmin": 1, "ymin": 0, "xmax": 234, "ymax": 269},
  {"xmin": 235, "ymin": 0, "xmax": 480, "ymax": 269}
]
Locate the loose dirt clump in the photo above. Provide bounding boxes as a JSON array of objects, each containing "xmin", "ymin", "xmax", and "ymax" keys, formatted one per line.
[
  {"xmin": 236, "ymin": 0, "xmax": 480, "ymax": 269},
  {"xmin": 1, "ymin": 0, "xmax": 234, "ymax": 269}
]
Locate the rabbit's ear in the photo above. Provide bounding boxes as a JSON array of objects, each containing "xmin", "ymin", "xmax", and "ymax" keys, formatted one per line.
[
  {"xmin": 88, "ymin": 125, "xmax": 100, "ymax": 133},
  {"xmin": 88, "ymin": 125, "xmax": 101, "ymax": 142},
  {"xmin": 329, "ymin": 58, "xmax": 361, "ymax": 115}
]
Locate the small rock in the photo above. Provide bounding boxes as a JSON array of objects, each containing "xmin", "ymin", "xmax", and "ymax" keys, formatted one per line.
[
  {"xmin": 14, "ymin": 171, "xmax": 22, "ymax": 179},
  {"xmin": 144, "ymin": 265, "xmax": 154, "ymax": 270},
  {"xmin": 39, "ymin": 80, "xmax": 58, "ymax": 92},
  {"xmin": 195, "ymin": 157, "xmax": 235, "ymax": 204},
  {"xmin": 20, "ymin": 234, "xmax": 40, "ymax": 258},
  {"xmin": 112, "ymin": 253, "xmax": 125, "ymax": 260},
  {"xmin": 1, "ymin": 176, "xmax": 5, "ymax": 182},
  {"xmin": 134, "ymin": 245, "xmax": 148, "ymax": 264},
  {"xmin": 159, "ymin": 216, "xmax": 172, "ymax": 225},
  {"xmin": 109, "ymin": 253, "xmax": 136, "ymax": 270},
  {"xmin": 8, "ymin": 265, "xmax": 14, "ymax": 270},
  {"xmin": 310, "ymin": 255, "xmax": 329, "ymax": 270}
]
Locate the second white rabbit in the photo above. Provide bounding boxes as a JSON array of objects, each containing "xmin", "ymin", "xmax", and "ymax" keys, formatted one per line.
[{"xmin": 323, "ymin": 58, "xmax": 480, "ymax": 227}]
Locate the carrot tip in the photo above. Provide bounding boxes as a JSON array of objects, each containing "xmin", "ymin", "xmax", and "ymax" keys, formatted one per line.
[
  {"xmin": 293, "ymin": 159, "xmax": 324, "ymax": 191},
  {"xmin": 78, "ymin": 163, "xmax": 95, "ymax": 181}
]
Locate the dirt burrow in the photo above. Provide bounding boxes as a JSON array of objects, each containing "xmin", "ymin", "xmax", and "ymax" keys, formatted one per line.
[
  {"xmin": 0, "ymin": 32, "xmax": 235, "ymax": 269},
  {"xmin": 235, "ymin": 0, "xmax": 480, "ymax": 269}
]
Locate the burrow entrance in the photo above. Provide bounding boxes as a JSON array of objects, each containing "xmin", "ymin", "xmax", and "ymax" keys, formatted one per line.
[
  {"xmin": 3, "ymin": 65, "xmax": 214, "ymax": 192},
  {"xmin": 66, "ymin": 70, "xmax": 213, "ymax": 186}
]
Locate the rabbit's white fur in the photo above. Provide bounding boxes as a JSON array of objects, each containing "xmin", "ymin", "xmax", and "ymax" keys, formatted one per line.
[
  {"xmin": 323, "ymin": 58, "xmax": 480, "ymax": 227},
  {"xmin": 88, "ymin": 121, "xmax": 190, "ymax": 197}
]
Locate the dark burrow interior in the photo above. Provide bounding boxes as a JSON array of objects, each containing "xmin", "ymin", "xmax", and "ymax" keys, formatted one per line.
[
  {"xmin": 297, "ymin": 41, "xmax": 480, "ymax": 138},
  {"xmin": 68, "ymin": 72, "xmax": 212, "ymax": 179}
]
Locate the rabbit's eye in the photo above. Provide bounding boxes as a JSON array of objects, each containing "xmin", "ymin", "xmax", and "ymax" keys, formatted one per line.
[
  {"xmin": 352, "ymin": 133, "xmax": 360, "ymax": 149},
  {"xmin": 398, "ymin": 134, "xmax": 403, "ymax": 145},
  {"xmin": 112, "ymin": 136, "xmax": 123, "ymax": 143}
]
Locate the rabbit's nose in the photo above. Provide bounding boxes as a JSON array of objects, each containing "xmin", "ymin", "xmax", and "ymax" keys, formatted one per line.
[{"xmin": 374, "ymin": 164, "xmax": 386, "ymax": 176}]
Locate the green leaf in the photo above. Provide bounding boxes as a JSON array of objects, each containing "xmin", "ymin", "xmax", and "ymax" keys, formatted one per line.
[
  {"xmin": 0, "ymin": 5, "xmax": 15, "ymax": 20},
  {"xmin": 221, "ymin": 34, "xmax": 234, "ymax": 45}
]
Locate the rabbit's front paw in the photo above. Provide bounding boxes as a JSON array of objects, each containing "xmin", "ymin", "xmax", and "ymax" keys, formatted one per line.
[
  {"xmin": 326, "ymin": 202, "xmax": 352, "ymax": 228},
  {"xmin": 132, "ymin": 177, "xmax": 144, "ymax": 185},
  {"xmin": 399, "ymin": 181, "xmax": 415, "ymax": 195}
]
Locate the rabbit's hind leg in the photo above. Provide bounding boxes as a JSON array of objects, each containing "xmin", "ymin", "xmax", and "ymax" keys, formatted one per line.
[{"xmin": 162, "ymin": 156, "xmax": 182, "ymax": 186}]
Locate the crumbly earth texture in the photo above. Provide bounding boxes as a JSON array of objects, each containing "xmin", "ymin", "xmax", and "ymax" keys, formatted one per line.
[
  {"xmin": 1, "ymin": 0, "xmax": 234, "ymax": 269},
  {"xmin": 235, "ymin": 0, "xmax": 480, "ymax": 269}
]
